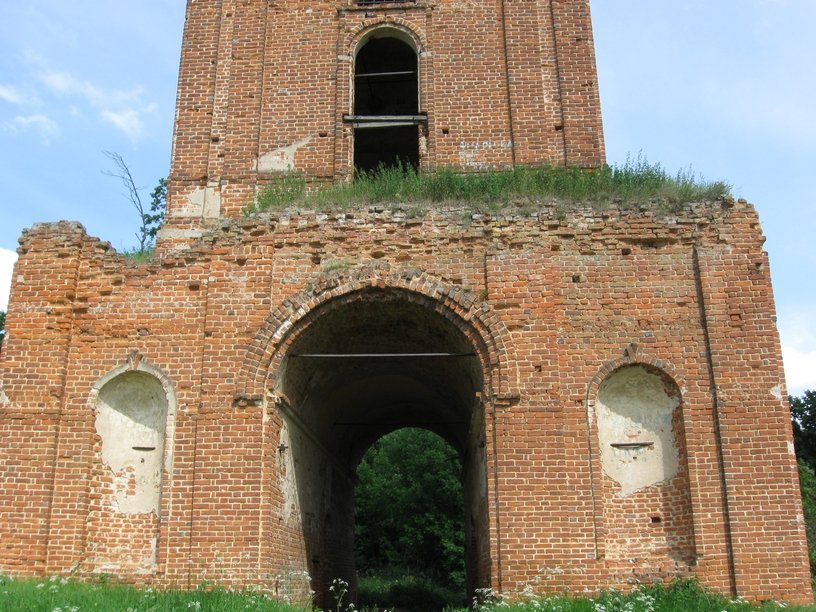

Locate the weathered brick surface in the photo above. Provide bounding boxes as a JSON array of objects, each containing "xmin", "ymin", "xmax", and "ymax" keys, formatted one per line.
[
  {"xmin": 0, "ymin": 201, "xmax": 810, "ymax": 604},
  {"xmin": 0, "ymin": 0, "xmax": 810, "ymax": 606},
  {"xmin": 166, "ymin": 0, "xmax": 605, "ymax": 219}
]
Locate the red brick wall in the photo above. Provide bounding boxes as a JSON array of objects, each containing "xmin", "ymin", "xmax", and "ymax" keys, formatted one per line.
[
  {"xmin": 0, "ymin": 0, "xmax": 808, "ymax": 605},
  {"xmin": 0, "ymin": 201, "xmax": 810, "ymax": 604},
  {"xmin": 166, "ymin": 0, "xmax": 605, "ymax": 220}
]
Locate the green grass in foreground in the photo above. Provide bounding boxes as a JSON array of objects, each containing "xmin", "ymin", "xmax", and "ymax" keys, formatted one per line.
[
  {"xmin": 2, "ymin": 575, "xmax": 812, "ymax": 612},
  {"xmin": 246, "ymin": 155, "xmax": 731, "ymax": 216},
  {"xmin": 0, "ymin": 575, "xmax": 303, "ymax": 612}
]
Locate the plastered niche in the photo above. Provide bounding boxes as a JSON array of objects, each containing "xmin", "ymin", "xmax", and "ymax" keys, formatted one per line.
[
  {"xmin": 95, "ymin": 371, "xmax": 168, "ymax": 514},
  {"xmin": 596, "ymin": 366, "xmax": 680, "ymax": 497}
]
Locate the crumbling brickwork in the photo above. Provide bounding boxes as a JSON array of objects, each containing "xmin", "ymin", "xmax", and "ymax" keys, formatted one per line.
[
  {"xmin": 0, "ymin": 0, "xmax": 811, "ymax": 606},
  {"xmin": 167, "ymin": 0, "xmax": 605, "ymax": 220},
  {"xmin": 0, "ymin": 201, "xmax": 811, "ymax": 604}
]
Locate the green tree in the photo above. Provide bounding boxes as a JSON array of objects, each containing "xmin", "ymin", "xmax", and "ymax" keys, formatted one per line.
[
  {"xmin": 354, "ymin": 427, "xmax": 465, "ymax": 591},
  {"xmin": 0, "ymin": 311, "xmax": 5, "ymax": 348},
  {"xmin": 792, "ymin": 391, "xmax": 816, "ymax": 471},
  {"xmin": 145, "ymin": 177, "xmax": 167, "ymax": 244},
  {"xmin": 798, "ymin": 460, "xmax": 816, "ymax": 574},
  {"xmin": 791, "ymin": 391, "xmax": 816, "ymax": 576}
]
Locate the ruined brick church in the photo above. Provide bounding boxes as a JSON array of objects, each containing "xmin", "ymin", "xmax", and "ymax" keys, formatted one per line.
[{"xmin": 0, "ymin": 0, "xmax": 811, "ymax": 606}]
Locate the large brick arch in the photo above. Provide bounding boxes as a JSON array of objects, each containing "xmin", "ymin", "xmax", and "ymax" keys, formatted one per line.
[{"xmin": 236, "ymin": 264, "xmax": 518, "ymax": 404}]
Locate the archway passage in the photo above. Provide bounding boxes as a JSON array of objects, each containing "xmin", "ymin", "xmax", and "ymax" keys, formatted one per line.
[
  {"xmin": 273, "ymin": 289, "xmax": 490, "ymax": 609},
  {"xmin": 353, "ymin": 34, "xmax": 421, "ymax": 173}
]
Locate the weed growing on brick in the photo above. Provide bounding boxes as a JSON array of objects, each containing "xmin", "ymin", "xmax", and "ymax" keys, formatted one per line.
[{"xmin": 245, "ymin": 155, "xmax": 731, "ymax": 216}]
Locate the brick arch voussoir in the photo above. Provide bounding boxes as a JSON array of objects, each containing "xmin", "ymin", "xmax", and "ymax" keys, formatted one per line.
[
  {"xmin": 586, "ymin": 342, "xmax": 684, "ymax": 408},
  {"xmin": 346, "ymin": 18, "xmax": 427, "ymax": 55},
  {"xmin": 236, "ymin": 268, "xmax": 518, "ymax": 404}
]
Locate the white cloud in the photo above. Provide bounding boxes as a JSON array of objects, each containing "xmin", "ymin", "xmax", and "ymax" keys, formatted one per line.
[
  {"xmin": 101, "ymin": 108, "xmax": 150, "ymax": 141},
  {"xmin": 783, "ymin": 344, "xmax": 816, "ymax": 397},
  {"xmin": 0, "ymin": 84, "xmax": 25, "ymax": 105},
  {"xmin": 0, "ymin": 248, "xmax": 18, "ymax": 312},
  {"xmin": 3, "ymin": 113, "xmax": 60, "ymax": 143},
  {"xmin": 779, "ymin": 308, "xmax": 816, "ymax": 396},
  {"xmin": 37, "ymin": 69, "xmax": 154, "ymax": 140}
]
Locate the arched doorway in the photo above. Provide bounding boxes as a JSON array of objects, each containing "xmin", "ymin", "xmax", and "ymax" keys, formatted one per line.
[
  {"xmin": 352, "ymin": 32, "xmax": 422, "ymax": 173},
  {"xmin": 271, "ymin": 288, "xmax": 490, "ymax": 608}
]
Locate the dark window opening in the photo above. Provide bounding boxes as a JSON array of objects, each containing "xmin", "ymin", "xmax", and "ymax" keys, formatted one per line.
[
  {"xmin": 351, "ymin": 35, "xmax": 422, "ymax": 174},
  {"xmin": 354, "ymin": 126, "xmax": 419, "ymax": 174},
  {"xmin": 355, "ymin": 37, "xmax": 417, "ymax": 116}
]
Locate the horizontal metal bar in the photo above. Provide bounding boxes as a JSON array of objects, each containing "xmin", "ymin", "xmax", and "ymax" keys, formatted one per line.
[
  {"xmin": 352, "ymin": 121, "xmax": 419, "ymax": 128},
  {"xmin": 290, "ymin": 352, "xmax": 476, "ymax": 358},
  {"xmin": 334, "ymin": 421, "xmax": 466, "ymax": 426},
  {"xmin": 343, "ymin": 114, "xmax": 427, "ymax": 122},
  {"xmin": 356, "ymin": 71, "xmax": 416, "ymax": 78}
]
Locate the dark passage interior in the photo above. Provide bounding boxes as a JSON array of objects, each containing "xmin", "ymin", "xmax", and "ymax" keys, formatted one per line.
[
  {"xmin": 274, "ymin": 289, "xmax": 490, "ymax": 609},
  {"xmin": 353, "ymin": 35, "xmax": 421, "ymax": 173}
]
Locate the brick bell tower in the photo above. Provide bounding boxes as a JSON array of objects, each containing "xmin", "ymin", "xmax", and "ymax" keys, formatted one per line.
[
  {"xmin": 1, "ymin": 0, "xmax": 813, "ymax": 606},
  {"xmin": 164, "ymin": 0, "xmax": 605, "ymax": 223}
]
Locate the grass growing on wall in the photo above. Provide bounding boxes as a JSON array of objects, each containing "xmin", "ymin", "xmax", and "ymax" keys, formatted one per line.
[{"xmin": 246, "ymin": 155, "xmax": 731, "ymax": 216}]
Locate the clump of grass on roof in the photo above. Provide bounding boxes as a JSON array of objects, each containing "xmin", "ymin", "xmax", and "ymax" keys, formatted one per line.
[{"xmin": 245, "ymin": 154, "xmax": 731, "ymax": 216}]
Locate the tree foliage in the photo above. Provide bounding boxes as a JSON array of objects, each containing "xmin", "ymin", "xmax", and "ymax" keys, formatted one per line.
[
  {"xmin": 0, "ymin": 311, "xmax": 5, "ymax": 348},
  {"xmin": 791, "ymin": 390, "xmax": 816, "ymax": 575},
  {"xmin": 792, "ymin": 391, "xmax": 816, "ymax": 471},
  {"xmin": 354, "ymin": 428, "xmax": 465, "ymax": 592},
  {"xmin": 798, "ymin": 460, "xmax": 816, "ymax": 574}
]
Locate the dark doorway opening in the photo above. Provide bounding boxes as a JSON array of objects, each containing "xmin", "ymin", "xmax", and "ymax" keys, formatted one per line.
[
  {"xmin": 275, "ymin": 289, "xmax": 491, "ymax": 609},
  {"xmin": 352, "ymin": 34, "xmax": 422, "ymax": 174},
  {"xmin": 354, "ymin": 427, "xmax": 466, "ymax": 610}
]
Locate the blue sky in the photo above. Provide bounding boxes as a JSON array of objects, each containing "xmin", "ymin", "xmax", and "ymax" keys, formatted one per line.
[{"xmin": 0, "ymin": 1, "xmax": 814, "ymax": 395}]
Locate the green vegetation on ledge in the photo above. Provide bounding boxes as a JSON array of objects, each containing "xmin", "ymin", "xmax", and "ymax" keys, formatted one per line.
[{"xmin": 245, "ymin": 156, "xmax": 731, "ymax": 216}]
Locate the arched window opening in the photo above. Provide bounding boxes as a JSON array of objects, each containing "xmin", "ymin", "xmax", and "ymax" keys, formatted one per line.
[
  {"xmin": 354, "ymin": 428, "xmax": 466, "ymax": 610},
  {"xmin": 348, "ymin": 34, "xmax": 424, "ymax": 174},
  {"xmin": 355, "ymin": 37, "xmax": 417, "ymax": 116}
]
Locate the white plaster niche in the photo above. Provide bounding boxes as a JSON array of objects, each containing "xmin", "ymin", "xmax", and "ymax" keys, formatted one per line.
[
  {"xmin": 596, "ymin": 365, "xmax": 681, "ymax": 496},
  {"xmin": 95, "ymin": 371, "xmax": 169, "ymax": 514}
]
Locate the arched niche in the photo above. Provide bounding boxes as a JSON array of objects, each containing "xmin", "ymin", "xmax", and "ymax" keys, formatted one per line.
[
  {"xmin": 87, "ymin": 360, "xmax": 176, "ymax": 574},
  {"xmin": 594, "ymin": 364, "xmax": 696, "ymax": 577},
  {"xmin": 95, "ymin": 371, "xmax": 170, "ymax": 513}
]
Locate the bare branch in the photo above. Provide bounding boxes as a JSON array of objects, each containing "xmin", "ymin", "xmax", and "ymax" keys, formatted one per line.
[{"xmin": 103, "ymin": 150, "xmax": 149, "ymax": 253}]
